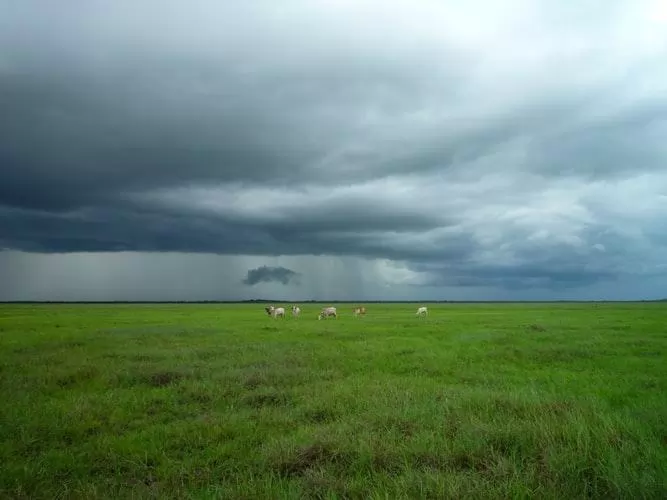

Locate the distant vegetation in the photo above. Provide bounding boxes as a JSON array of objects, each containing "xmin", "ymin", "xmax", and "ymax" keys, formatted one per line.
[
  {"xmin": 3, "ymin": 298, "xmax": 667, "ymax": 304},
  {"xmin": 0, "ymin": 302, "xmax": 665, "ymax": 498}
]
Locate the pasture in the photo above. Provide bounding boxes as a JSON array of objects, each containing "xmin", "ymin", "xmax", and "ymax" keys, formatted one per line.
[{"xmin": 0, "ymin": 302, "xmax": 665, "ymax": 499}]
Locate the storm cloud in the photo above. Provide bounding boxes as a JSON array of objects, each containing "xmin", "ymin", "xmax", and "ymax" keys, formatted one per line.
[
  {"xmin": 1, "ymin": 0, "xmax": 667, "ymax": 300},
  {"xmin": 243, "ymin": 266, "xmax": 300, "ymax": 286}
]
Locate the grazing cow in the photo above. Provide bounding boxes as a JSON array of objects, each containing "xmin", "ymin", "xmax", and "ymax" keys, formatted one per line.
[
  {"xmin": 292, "ymin": 305, "xmax": 301, "ymax": 317},
  {"xmin": 416, "ymin": 306, "xmax": 428, "ymax": 317},
  {"xmin": 265, "ymin": 305, "xmax": 285, "ymax": 318},
  {"xmin": 353, "ymin": 306, "xmax": 366, "ymax": 317},
  {"xmin": 318, "ymin": 306, "xmax": 337, "ymax": 320}
]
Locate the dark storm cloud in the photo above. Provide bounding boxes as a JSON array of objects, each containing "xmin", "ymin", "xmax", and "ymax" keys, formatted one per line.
[
  {"xmin": 407, "ymin": 219, "xmax": 667, "ymax": 290},
  {"xmin": 1, "ymin": 0, "xmax": 667, "ymax": 297},
  {"xmin": 242, "ymin": 266, "xmax": 300, "ymax": 286},
  {"xmin": 0, "ymin": 203, "xmax": 458, "ymax": 259},
  {"xmin": 411, "ymin": 249, "xmax": 619, "ymax": 290}
]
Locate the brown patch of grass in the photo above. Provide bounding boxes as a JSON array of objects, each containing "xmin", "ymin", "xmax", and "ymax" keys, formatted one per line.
[
  {"xmin": 303, "ymin": 408, "xmax": 338, "ymax": 424},
  {"xmin": 195, "ymin": 350, "xmax": 218, "ymax": 361},
  {"xmin": 243, "ymin": 373, "xmax": 268, "ymax": 390},
  {"xmin": 177, "ymin": 387, "xmax": 213, "ymax": 406},
  {"xmin": 540, "ymin": 400, "xmax": 575, "ymax": 417},
  {"xmin": 55, "ymin": 366, "xmax": 99, "ymax": 388},
  {"xmin": 412, "ymin": 452, "xmax": 444, "ymax": 471},
  {"xmin": 396, "ymin": 348, "xmax": 416, "ymax": 356},
  {"xmin": 534, "ymin": 348, "xmax": 594, "ymax": 363},
  {"xmin": 83, "ymin": 426, "xmax": 102, "ymax": 438},
  {"xmin": 146, "ymin": 399, "xmax": 166, "ymax": 416},
  {"xmin": 300, "ymin": 468, "xmax": 351, "ymax": 499},
  {"xmin": 243, "ymin": 391, "xmax": 291, "ymax": 408},
  {"xmin": 370, "ymin": 449, "xmax": 404, "ymax": 475},
  {"xmin": 487, "ymin": 434, "xmax": 519, "ymax": 456},
  {"xmin": 449, "ymin": 452, "xmax": 485, "ymax": 471},
  {"xmin": 114, "ymin": 370, "xmax": 186, "ymax": 388},
  {"xmin": 378, "ymin": 417, "xmax": 417, "ymax": 438},
  {"xmin": 146, "ymin": 371, "xmax": 183, "ymax": 387},
  {"xmin": 275, "ymin": 443, "xmax": 352, "ymax": 477},
  {"xmin": 490, "ymin": 398, "xmax": 530, "ymax": 419},
  {"xmin": 536, "ymin": 448, "xmax": 551, "ymax": 481},
  {"xmin": 396, "ymin": 420, "xmax": 416, "ymax": 438},
  {"xmin": 639, "ymin": 378, "xmax": 660, "ymax": 389},
  {"xmin": 413, "ymin": 450, "xmax": 493, "ymax": 473},
  {"xmin": 131, "ymin": 354, "xmax": 153, "ymax": 362}
]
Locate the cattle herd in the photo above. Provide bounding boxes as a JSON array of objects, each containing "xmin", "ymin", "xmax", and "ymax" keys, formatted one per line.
[{"xmin": 263, "ymin": 305, "xmax": 429, "ymax": 319}]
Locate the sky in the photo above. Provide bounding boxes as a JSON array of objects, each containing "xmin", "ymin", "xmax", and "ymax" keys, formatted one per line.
[{"xmin": 1, "ymin": 0, "xmax": 667, "ymax": 301}]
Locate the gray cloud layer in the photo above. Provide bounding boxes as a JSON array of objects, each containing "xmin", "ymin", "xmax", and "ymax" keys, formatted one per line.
[{"xmin": 1, "ymin": 0, "xmax": 667, "ymax": 299}]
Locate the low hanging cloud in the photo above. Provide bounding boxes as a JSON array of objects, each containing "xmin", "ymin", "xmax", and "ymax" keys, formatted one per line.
[
  {"xmin": 242, "ymin": 266, "xmax": 301, "ymax": 286},
  {"xmin": 1, "ymin": 0, "xmax": 667, "ymax": 300}
]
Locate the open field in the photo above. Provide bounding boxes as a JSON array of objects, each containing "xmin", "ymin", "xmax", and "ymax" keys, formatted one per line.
[{"xmin": 0, "ymin": 302, "xmax": 665, "ymax": 499}]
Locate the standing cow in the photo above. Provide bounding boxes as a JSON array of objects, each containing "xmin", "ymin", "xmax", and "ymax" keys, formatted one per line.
[
  {"xmin": 292, "ymin": 305, "xmax": 301, "ymax": 317},
  {"xmin": 265, "ymin": 305, "xmax": 285, "ymax": 318},
  {"xmin": 353, "ymin": 306, "xmax": 366, "ymax": 317},
  {"xmin": 318, "ymin": 306, "xmax": 337, "ymax": 320},
  {"xmin": 415, "ymin": 306, "xmax": 428, "ymax": 317}
]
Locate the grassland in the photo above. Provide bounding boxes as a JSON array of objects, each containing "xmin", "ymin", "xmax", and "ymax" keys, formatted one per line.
[{"xmin": 0, "ymin": 302, "xmax": 665, "ymax": 499}]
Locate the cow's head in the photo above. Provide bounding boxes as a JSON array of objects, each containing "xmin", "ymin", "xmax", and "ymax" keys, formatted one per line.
[{"xmin": 264, "ymin": 306, "xmax": 274, "ymax": 316}]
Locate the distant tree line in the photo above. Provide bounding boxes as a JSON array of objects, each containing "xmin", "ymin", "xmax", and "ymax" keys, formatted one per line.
[{"xmin": 2, "ymin": 299, "xmax": 666, "ymax": 304}]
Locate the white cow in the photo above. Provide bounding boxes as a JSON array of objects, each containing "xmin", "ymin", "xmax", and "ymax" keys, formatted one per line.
[
  {"xmin": 416, "ymin": 306, "xmax": 428, "ymax": 317},
  {"xmin": 273, "ymin": 307, "xmax": 285, "ymax": 318},
  {"xmin": 318, "ymin": 306, "xmax": 337, "ymax": 320},
  {"xmin": 353, "ymin": 306, "xmax": 366, "ymax": 317},
  {"xmin": 292, "ymin": 305, "xmax": 301, "ymax": 317},
  {"xmin": 265, "ymin": 305, "xmax": 285, "ymax": 318}
]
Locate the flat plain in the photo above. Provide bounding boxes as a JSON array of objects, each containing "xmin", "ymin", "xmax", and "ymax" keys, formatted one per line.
[{"xmin": 0, "ymin": 302, "xmax": 665, "ymax": 499}]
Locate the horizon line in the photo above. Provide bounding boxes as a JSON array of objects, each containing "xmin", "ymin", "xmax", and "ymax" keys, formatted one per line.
[{"xmin": 1, "ymin": 299, "xmax": 666, "ymax": 304}]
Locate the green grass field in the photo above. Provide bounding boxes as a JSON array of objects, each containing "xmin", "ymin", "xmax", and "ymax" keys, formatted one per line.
[{"xmin": 1, "ymin": 302, "xmax": 665, "ymax": 499}]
